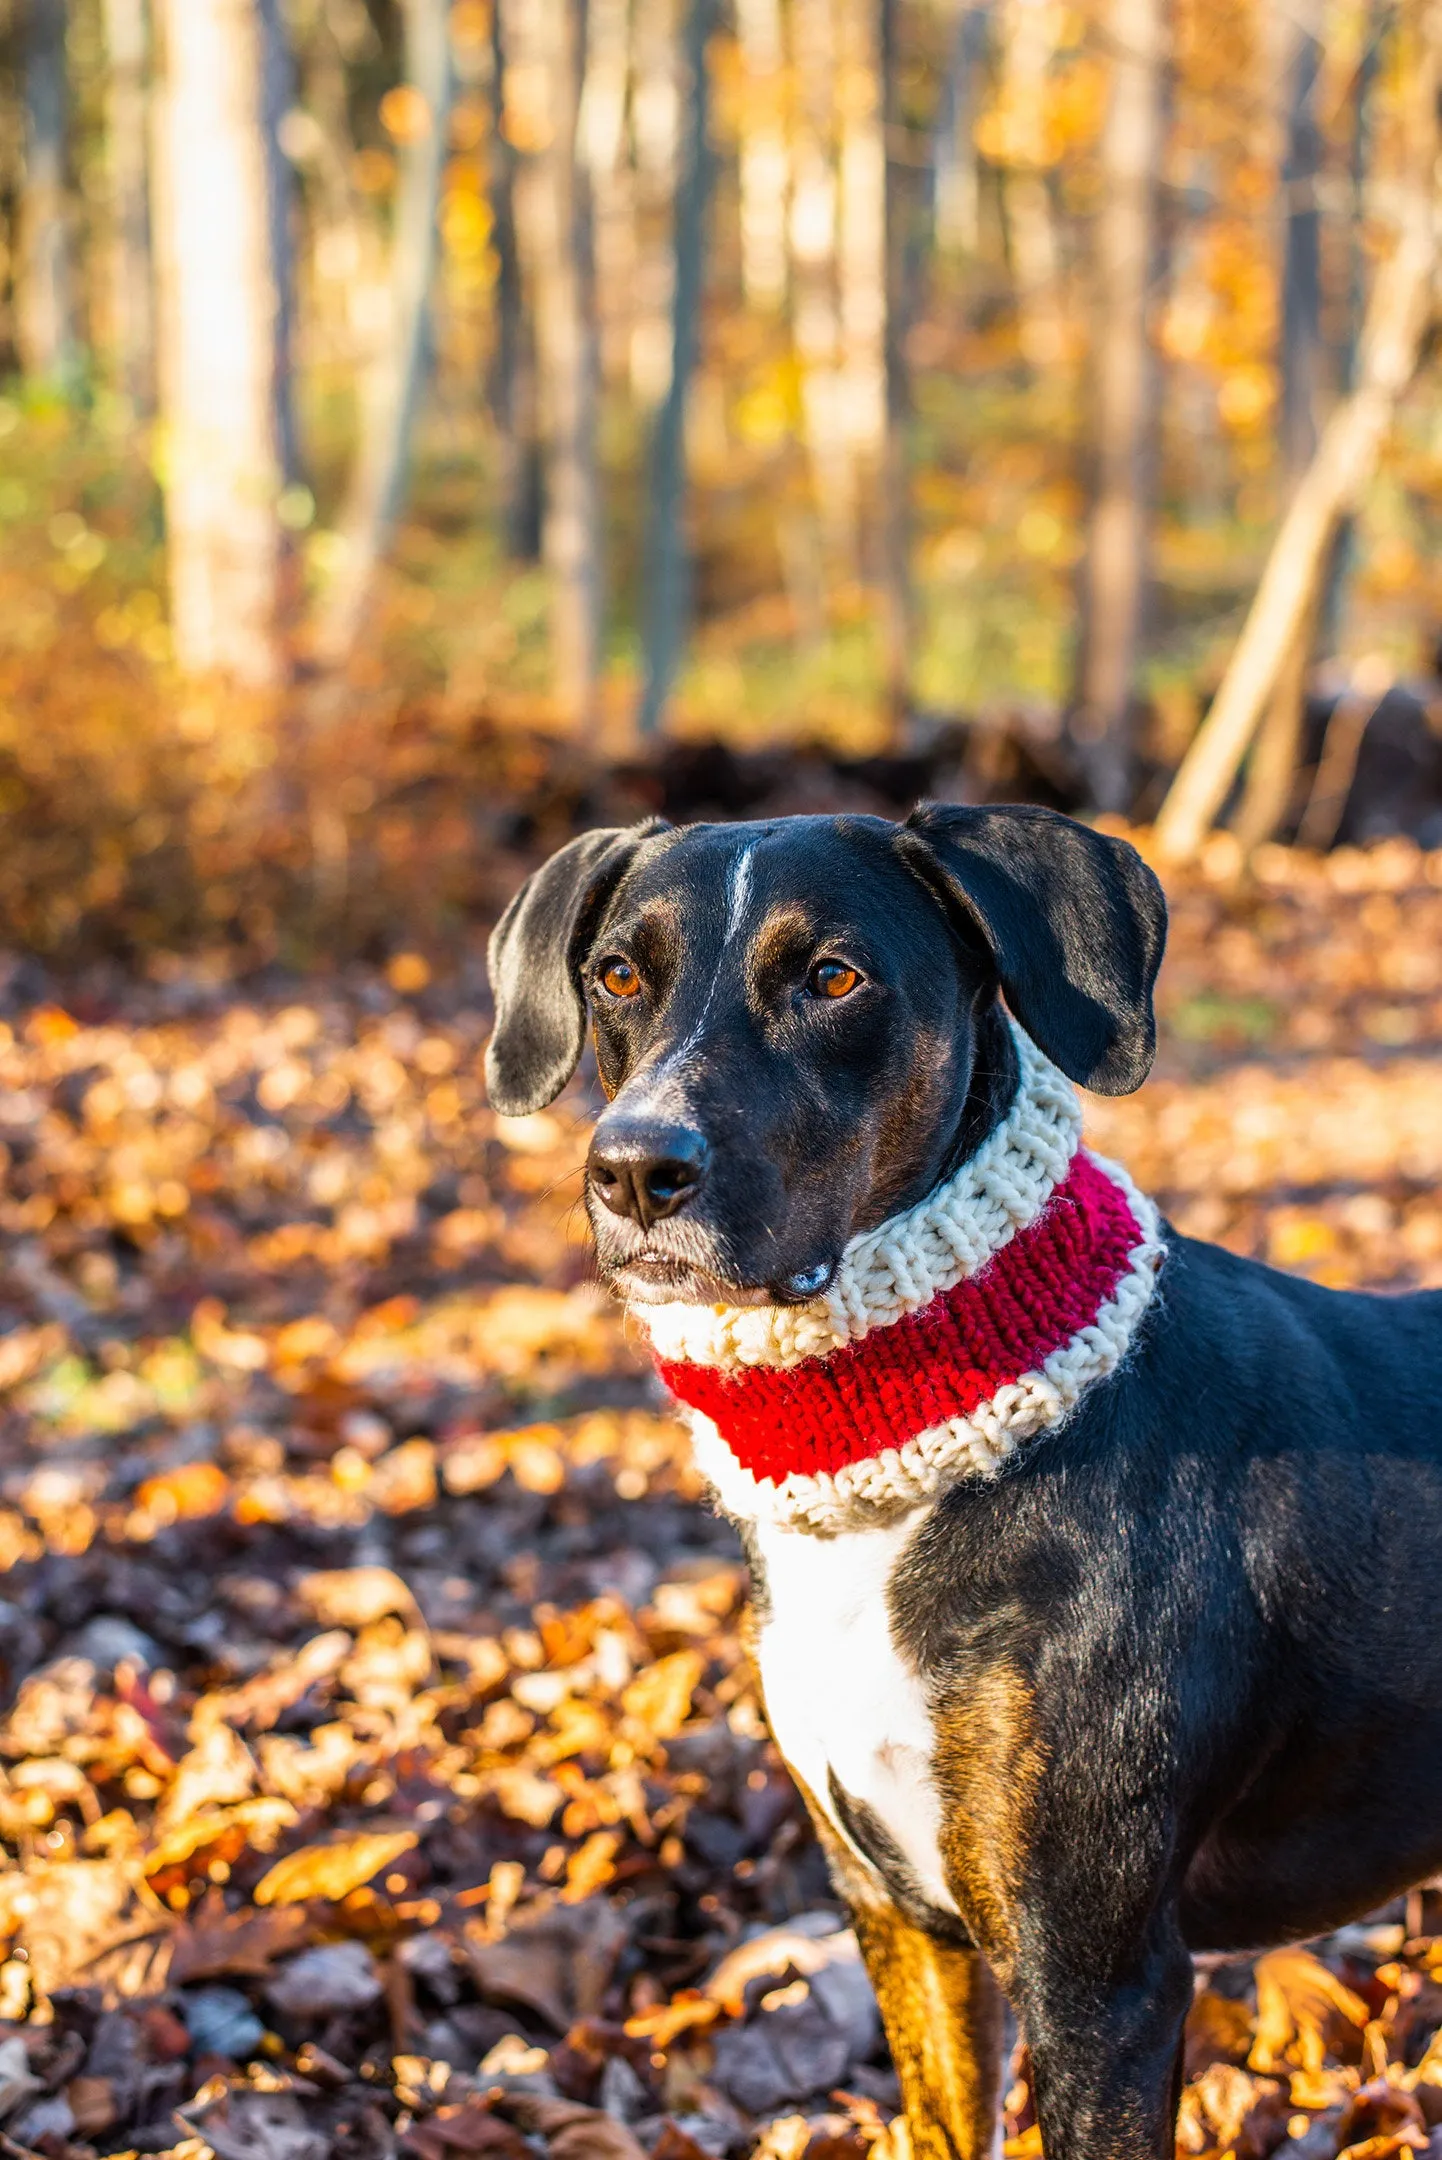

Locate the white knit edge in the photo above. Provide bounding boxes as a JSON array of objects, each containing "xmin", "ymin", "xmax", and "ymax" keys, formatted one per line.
[
  {"xmin": 636, "ymin": 1028, "xmax": 1083, "ymax": 1373},
  {"xmin": 684, "ymin": 1164, "xmax": 1164, "ymax": 1536}
]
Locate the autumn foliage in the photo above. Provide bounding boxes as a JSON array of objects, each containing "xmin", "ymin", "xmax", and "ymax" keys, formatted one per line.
[{"xmin": 0, "ymin": 808, "xmax": 1438, "ymax": 2158}]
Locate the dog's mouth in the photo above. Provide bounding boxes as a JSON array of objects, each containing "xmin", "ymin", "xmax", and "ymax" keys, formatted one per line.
[{"xmin": 602, "ymin": 1248, "xmax": 838, "ymax": 1309}]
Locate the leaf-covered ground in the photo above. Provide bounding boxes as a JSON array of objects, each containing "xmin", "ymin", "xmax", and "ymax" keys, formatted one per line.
[{"xmin": 1, "ymin": 832, "xmax": 1442, "ymax": 2160}]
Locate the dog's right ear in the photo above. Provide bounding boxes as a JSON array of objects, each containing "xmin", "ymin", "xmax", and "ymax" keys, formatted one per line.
[{"xmin": 485, "ymin": 821, "xmax": 669, "ymax": 1116}]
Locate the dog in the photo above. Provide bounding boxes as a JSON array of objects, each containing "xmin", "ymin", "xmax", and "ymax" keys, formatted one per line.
[{"xmin": 485, "ymin": 804, "xmax": 1442, "ymax": 2160}]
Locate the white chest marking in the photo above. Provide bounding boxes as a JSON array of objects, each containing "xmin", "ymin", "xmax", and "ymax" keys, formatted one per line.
[{"xmin": 751, "ymin": 1506, "xmax": 957, "ymax": 1916}]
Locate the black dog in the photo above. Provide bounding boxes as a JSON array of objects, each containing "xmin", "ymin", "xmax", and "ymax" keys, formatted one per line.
[{"xmin": 486, "ymin": 804, "xmax": 1442, "ymax": 2160}]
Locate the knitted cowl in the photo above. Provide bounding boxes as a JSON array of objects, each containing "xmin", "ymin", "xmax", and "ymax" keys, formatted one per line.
[{"xmin": 628, "ymin": 1028, "xmax": 1164, "ymax": 1534}]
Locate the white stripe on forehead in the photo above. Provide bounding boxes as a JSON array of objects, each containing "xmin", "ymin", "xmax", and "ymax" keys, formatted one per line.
[
  {"xmin": 723, "ymin": 840, "xmax": 756, "ymax": 943},
  {"xmin": 625, "ymin": 835, "xmax": 758, "ymax": 1109}
]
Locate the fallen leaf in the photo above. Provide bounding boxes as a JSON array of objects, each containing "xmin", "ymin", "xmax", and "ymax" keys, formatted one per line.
[
  {"xmin": 171, "ymin": 1898, "xmax": 311, "ymax": 1983},
  {"xmin": 253, "ymin": 1829, "xmax": 419, "ymax": 1906},
  {"xmin": 621, "ymin": 1650, "xmax": 703, "ymax": 1741},
  {"xmin": 1252, "ymin": 1950, "xmax": 1371, "ymax": 2074},
  {"xmin": 402, "ymin": 2098, "xmax": 535, "ymax": 2157},
  {"xmin": 466, "ymin": 1897, "xmax": 627, "ymax": 2030}
]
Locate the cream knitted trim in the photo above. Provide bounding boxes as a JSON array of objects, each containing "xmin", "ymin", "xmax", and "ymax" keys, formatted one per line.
[
  {"xmin": 686, "ymin": 1158, "xmax": 1164, "ymax": 1535},
  {"xmin": 635, "ymin": 1027, "xmax": 1082, "ymax": 1374}
]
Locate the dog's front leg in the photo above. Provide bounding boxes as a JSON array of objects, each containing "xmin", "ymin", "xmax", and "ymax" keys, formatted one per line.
[
  {"xmin": 795, "ymin": 1787, "xmax": 1003, "ymax": 2160},
  {"xmin": 850, "ymin": 1893, "xmax": 1004, "ymax": 2160},
  {"xmin": 1016, "ymin": 1922, "xmax": 1192, "ymax": 2160}
]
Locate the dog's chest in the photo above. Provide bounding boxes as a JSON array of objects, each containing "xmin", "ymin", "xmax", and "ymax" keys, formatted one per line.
[{"xmin": 749, "ymin": 1507, "xmax": 957, "ymax": 1915}]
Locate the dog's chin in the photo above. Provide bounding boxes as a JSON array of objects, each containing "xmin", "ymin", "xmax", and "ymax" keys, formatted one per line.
[
  {"xmin": 602, "ymin": 1254, "xmax": 777, "ymax": 1307},
  {"xmin": 598, "ymin": 1245, "xmax": 840, "ymax": 1309}
]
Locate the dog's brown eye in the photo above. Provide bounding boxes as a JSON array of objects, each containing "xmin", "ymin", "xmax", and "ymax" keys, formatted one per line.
[
  {"xmin": 809, "ymin": 960, "xmax": 860, "ymax": 999},
  {"xmin": 600, "ymin": 959, "xmax": 641, "ymax": 999}
]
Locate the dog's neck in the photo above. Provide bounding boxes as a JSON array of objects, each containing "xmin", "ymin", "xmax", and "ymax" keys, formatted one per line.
[{"xmin": 626, "ymin": 1027, "xmax": 1164, "ymax": 1535}]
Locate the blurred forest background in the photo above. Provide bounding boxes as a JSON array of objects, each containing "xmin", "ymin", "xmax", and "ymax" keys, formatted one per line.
[
  {"xmin": 5, "ymin": 7, "xmax": 1442, "ymax": 2160},
  {"xmin": 0, "ymin": 0, "xmax": 1438, "ymax": 969}
]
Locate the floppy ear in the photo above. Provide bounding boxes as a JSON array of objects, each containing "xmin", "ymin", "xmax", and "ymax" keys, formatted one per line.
[
  {"xmin": 898, "ymin": 803, "xmax": 1166, "ymax": 1094},
  {"xmin": 485, "ymin": 820, "xmax": 670, "ymax": 1116}
]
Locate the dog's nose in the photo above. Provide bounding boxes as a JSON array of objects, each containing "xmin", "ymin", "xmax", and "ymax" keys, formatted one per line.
[{"xmin": 588, "ymin": 1122, "xmax": 709, "ymax": 1230}]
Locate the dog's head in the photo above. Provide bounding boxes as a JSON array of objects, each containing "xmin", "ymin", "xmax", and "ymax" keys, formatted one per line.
[{"xmin": 485, "ymin": 806, "xmax": 1165, "ymax": 1306}]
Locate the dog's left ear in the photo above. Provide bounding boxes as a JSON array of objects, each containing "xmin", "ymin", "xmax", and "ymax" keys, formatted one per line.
[
  {"xmin": 898, "ymin": 803, "xmax": 1166, "ymax": 1094},
  {"xmin": 486, "ymin": 819, "xmax": 670, "ymax": 1116}
]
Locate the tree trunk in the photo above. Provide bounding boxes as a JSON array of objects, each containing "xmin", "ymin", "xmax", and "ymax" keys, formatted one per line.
[
  {"xmin": 257, "ymin": 0, "xmax": 301, "ymax": 489},
  {"xmin": 512, "ymin": 0, "xmax": 603, "ymax": 725},
  {"xmin": 1073, "ymin": 0, "xmax": 1167, "ymax": 813},
  {"xmin": 996, "ymin": 0, "xmax": 1061, "ymax": 367},
  {"xmin": 736, "ymin": 0, "xmax": 787, "ymax": 309},
  {"xmin": 880, "ymin": 0, "xmax": 924, "ymax": 740},
  {"xmin": 1320, "ymin": 0, "xmax": 1384, "ymax": 654},
  {"xmin": 1154, "ymin": 207, "xmax": 1437, "ymax": 860},
  {"xmin": 487, "ymin": 0, "xmax": 541, "ymax": 559},
  {"xmin": 637, "ymin": 0, "xmax": 715, "ymax": 738},
  {"xmin": 579, "ymin": 0, "xmax": 633, "ymax": 387},
  {"xmin": 17, "ymin": 0, "xmax": 75, "ymax": 387},
  {"xmin": 630, "ymin": 0, "xmax": 679, "ymax": 405},
  {"xmin": 1278, "ymin": 1, "xmax": 1324, "ymax": 476},
  {"xmin": 1236, "ymin": 0, "xmax": 1324, "ymax": 843},
  {"xmin": 153, "ymin": 0, "xmax": 293, "ymax": 686},
  {"xmin": 790, "ymin": 0, "xmax": 853, "ymax": 573},
  {"xmin": 100, "ymin": 0, "xmax": 152, "ymax": 408},
  {"xmin": 933, "ymin": 3, "xmax": 990, "ymax": 256},
  {"xmin": 315, "ymin": 0, "xmax": 452, "ymax": 663}
]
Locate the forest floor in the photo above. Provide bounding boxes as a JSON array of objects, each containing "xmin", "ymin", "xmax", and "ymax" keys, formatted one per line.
[{"xmin": 1, "ymin": 829, "xmax": 1442, "ymax": 2160}]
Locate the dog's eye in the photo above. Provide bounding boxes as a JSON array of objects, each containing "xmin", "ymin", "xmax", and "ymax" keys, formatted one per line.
[
  {"xmin": 808, "ymin": 960, "xmax": 861, "ymax": 1000},
  {"xmin": 599, "ymin": 959, "xmax": 641, "ymax": 999}
]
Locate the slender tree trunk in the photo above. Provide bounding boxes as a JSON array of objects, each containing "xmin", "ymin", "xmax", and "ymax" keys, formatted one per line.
[
  {"xmin": 637, "ymin": 0, "xmax": 714, "ymax": 737},
  {"xmin": 838, "ymin": 0, "xmax": 885, "ymax": 476},
  {"xmin": 1154, "ymin": 189, "xmax": 1438, "ymax": 860},
  {"xmin": 996, "ymin": 0, "xmax": 1061, "ymax": 367},
  {"xmin": 513, "ymin": 0, "xmax": 603, "ymax": 724},
  {"xmin": 152, "ymin": 0, "xmax": 292, "ymax": 685},
  {"xmin": 933, "ymin": 3, "xmax": 990, "ymax": 256},
  {"xmin": 258, "ymin": 0, "xmax": 301, "ymax": 489},
  {"xmin": 488, "ymin": 0, "xmax": 541, "ymax": 559},
  {"xmin": 736, "ymin": 0, "xmax": 787, "ymax": 309},
  {"xmin": 630, "ymin": 0, "xmax": 679, "ymax": 404},
  {"xmin": 791, "ymin": 0, "xmax": 851, "ymax": 568},
  {"xmin": 1278, "ymin": 2, "xmax": 1324, "ymax": 475},
  {"xmin": 1072, "ymin": 0, "xmax": 1167, "ymax": 812},
  {"xmin": 1320, "ymin": 0, "xmax": 1383, "ymax": 653},
  {"xmin": 316, "ymin": 0, "xmax": 452, "ymax": 662},
  {"xmin": 880, "ymin": 0, "xmax": 922, "ymax": 739},
  {"xmin": 579, "ymin": 0, "xmax": 633, "ymax": 386},
  {"xmin": 100, "ymin": 0, "xmax": 152, "ymax": 408},
  {"xmin": 17, "ymin": 0, "xmax": 75, "ymax": 386},
  {"xmin": 1236, "ymin": 0, "xmax": 1324, "ymax": 842}
]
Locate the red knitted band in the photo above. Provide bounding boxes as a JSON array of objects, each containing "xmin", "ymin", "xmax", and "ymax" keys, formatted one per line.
[{"xmin": 654, "ymin": 1152, "xmax": 1143, "ymax": 1484}]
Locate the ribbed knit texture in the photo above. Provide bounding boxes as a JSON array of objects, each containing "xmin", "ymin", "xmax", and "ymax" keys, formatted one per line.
[
  {"xmin": 628, "ymin": 1028, "xmax": 1164, "ymax": 1534},
  {"xmin": 657, "ymin": 1151, "xmax": 1139, "ymax": 1483}
]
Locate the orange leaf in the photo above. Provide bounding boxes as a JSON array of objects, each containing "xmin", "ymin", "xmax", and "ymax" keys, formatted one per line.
[{"xmin": 253, "ymin": 1830, "xmax": 418, "ymax": 1906}]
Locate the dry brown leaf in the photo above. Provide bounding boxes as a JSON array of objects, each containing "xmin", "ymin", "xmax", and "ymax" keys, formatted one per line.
[
  {"xmin": 7, "ymin": 1858, "xmax": 176, "ymax": 2004},
  {"xmin": 401, "ymin": 2099, "xmax": 535, "ymax": 2157},
  {"xmin": 465, "ymin": 1896, "xmax": 626, "ymax": 2030},
  {"xmin": 1251, "ymin": 1948, "xmax": 1371, "ymax": 2074},
  {"xmin": 170, "ymin": 1897, "xmax": 310, "ymax": 1982},
  {"xmin": 1185, "ymin": 1988, "xmax": 1256, "ymax": 2076},
  {"xmin": 135, "ymin": 1459, "xmax": 232, "ymax": 1521},
  {"xmin": 252, "ymin": 1829, "xmax": 419, "ymax": 1906},
  {"xmin": 295, "ymin": 1565, "xmax": 420, "ymax": 1629},
  {"xmin": 621, "ymin": 1649, "xmax": 703, "ymax": 1740},
  {"xmin": 146, "ymin": 1796, "xmax": 298, "ymax": 1876},
  {"xmin": 496, "ymin": 2094, "xmax": 649, "ymax": 2160}
]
